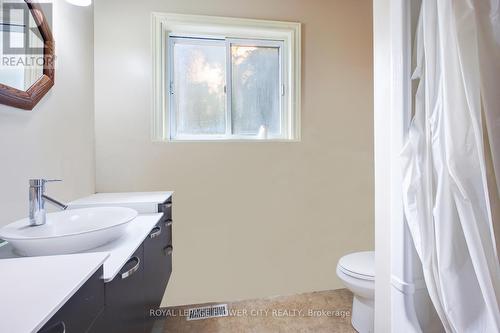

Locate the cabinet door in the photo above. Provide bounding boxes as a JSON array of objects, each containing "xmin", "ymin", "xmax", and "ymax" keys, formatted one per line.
[
  {"xmin": 93, "ymin": 245, "xmax": 145, "ymax": 333},
  {"xmin": 143, "ymin": 220, "xmax": 173, "ymax": 332},
  {"xmin": 39, "ymin": 267, "xmax": 104, "ymax": 333}
]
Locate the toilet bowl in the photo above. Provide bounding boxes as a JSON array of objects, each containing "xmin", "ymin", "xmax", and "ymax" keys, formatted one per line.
[{"xmin": 336, "ymin": 251, "xmax": 375, "ymax": 333}]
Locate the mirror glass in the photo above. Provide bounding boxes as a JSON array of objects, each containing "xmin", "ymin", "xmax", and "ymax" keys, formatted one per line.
[{"xmin": 0, "ymin": 0, "xmax": 44, "ymax": 91}]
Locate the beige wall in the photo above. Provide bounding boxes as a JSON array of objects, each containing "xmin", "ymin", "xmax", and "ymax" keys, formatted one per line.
[
  {"xmin": 0, "ymin": 1, "xmax": 95, "ymax": 227},
  {"xmin": 94, "ymin": 0, "xmax": 374, "ymax": 306}
]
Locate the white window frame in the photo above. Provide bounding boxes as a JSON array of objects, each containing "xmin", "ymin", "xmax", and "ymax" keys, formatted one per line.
[
  {"xmin": 168, "ymin": 36, "xmax": 285, "ymax": 140},
  {"xmin": 152, "ymin": 13, "xmax": 301, "ymax": 142}
]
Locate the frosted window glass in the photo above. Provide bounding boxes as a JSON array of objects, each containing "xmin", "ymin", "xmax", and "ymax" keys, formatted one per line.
[
  {"xmin": 231, "ymin": 46, "xmax": 281, "ymax": 136},
  {"xmin": 173, "ymin": 42, "xmax": 226, "ymax": 135}
]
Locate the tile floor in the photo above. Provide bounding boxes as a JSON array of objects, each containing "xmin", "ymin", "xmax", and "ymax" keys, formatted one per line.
[{"xmin": 154, "ymin": 289, "xmax": 356, "ymax": 333}]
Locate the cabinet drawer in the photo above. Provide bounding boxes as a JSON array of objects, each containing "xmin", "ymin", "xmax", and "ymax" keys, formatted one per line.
[
  {"xmin": 158, "ymin": 198, "xmax": 172, "ymax": 220},
  {"xmin": 39, "ymin": 267, "xmax": 104, "ymax": 333}
]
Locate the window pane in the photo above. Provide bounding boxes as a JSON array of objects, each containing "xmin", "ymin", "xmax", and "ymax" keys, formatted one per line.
[
  {"xmin": 231, "ymin": 45, "xmax": 281, "ymax": 137},
  {"xmin": 173, "ymin": 41, "xmax": 226, "ymax": 136}
]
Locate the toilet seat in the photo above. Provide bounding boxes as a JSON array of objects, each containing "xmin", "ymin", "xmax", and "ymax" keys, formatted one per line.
[{"xmin": 338, "ymin": 251, "xmax": 374, "ymax": 281}]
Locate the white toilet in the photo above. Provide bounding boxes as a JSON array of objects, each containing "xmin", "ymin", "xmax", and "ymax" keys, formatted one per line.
[{"xmin": 337, "ymin": 251, "xmax": 375, "ymax": 333}]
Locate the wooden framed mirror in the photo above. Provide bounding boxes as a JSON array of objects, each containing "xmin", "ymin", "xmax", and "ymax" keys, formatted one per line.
[{"xmin": 0, "ymin": 0, "xmax": 54, "ymax": 110}]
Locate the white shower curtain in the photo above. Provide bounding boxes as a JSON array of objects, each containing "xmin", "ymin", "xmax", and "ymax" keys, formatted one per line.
[{"xmin": 401, "ymin": 0, "xmax": 500, "ymax": 332}]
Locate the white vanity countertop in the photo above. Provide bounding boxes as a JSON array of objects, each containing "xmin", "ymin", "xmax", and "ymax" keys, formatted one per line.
[
  {"xmin": 68, "ymin": 191, "xmax": 173, "ymax": 214},
  {"xmin": 0, "ymin": 252, "xmax": 109, "ymax": 333},
  {"xmin": 0, "ymin": 213, "xmax": 163, "ymax": 282}
]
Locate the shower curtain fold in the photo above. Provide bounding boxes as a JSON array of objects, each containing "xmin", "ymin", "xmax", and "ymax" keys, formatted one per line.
[{"xmin": 401, "ymin": 0, "xmax": 500, "ymax": 332}]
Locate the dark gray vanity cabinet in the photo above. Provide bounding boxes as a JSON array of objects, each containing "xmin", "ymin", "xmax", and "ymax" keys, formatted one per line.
[
  {"xmin": 91, "ymin": 222, "xmax": 173, "ymax": 333},
  {"xmin": 90, "ymin": 198, "xmax": 173, "ymax": 333},
  {"xmin": 143, "ymin": 217, "xmax": 173, "ymax": 331},
  {"xmin": 89, "ymin": 245, "xmax": 146, "ymax": 333},
  {"xmin": 39, "ymin": 196, "xmax": 173, "ymax": 333},
  {"xmin": 39, "ymin": 267, "xmax": 105, "ymax": 333}
]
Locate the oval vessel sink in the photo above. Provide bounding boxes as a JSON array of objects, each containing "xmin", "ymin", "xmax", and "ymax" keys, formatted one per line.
[{"xmin": 0, "ymin": 207, "xmax": 138, "ymax": 256}]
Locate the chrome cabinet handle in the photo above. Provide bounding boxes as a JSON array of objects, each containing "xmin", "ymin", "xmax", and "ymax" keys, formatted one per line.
[
  {"xmin": 158, "ymin": 202, "xmax": 172, "ymax": 213},
  {"xmin": 149, "ymin": 226, "xmax": 162, "ymax": 238},
  {"xmin": 121, "ymin": 256, "xmax": 140, "ymax": 279},
  {"xmin": 163, "ymin": 245, "xmax": 173, "ymax": 256},
  {"xmin": 164, "ymin": 219, "xmax": 173, "ymax": 227}
]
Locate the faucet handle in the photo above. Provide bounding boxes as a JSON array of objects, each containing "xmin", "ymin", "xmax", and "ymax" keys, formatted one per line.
[
  {"xmin": 44, "ymin": 179, "xmax": 63, "ymax": 183},
  {"xmin": 29, "ymin": 179, "xmax": 63, "ymax": 187}
]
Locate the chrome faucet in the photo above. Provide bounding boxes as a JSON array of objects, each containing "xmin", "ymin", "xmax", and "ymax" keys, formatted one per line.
[{"xmin": 29, "ymin": 179, "xmax": 68, "ymax": 226}]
